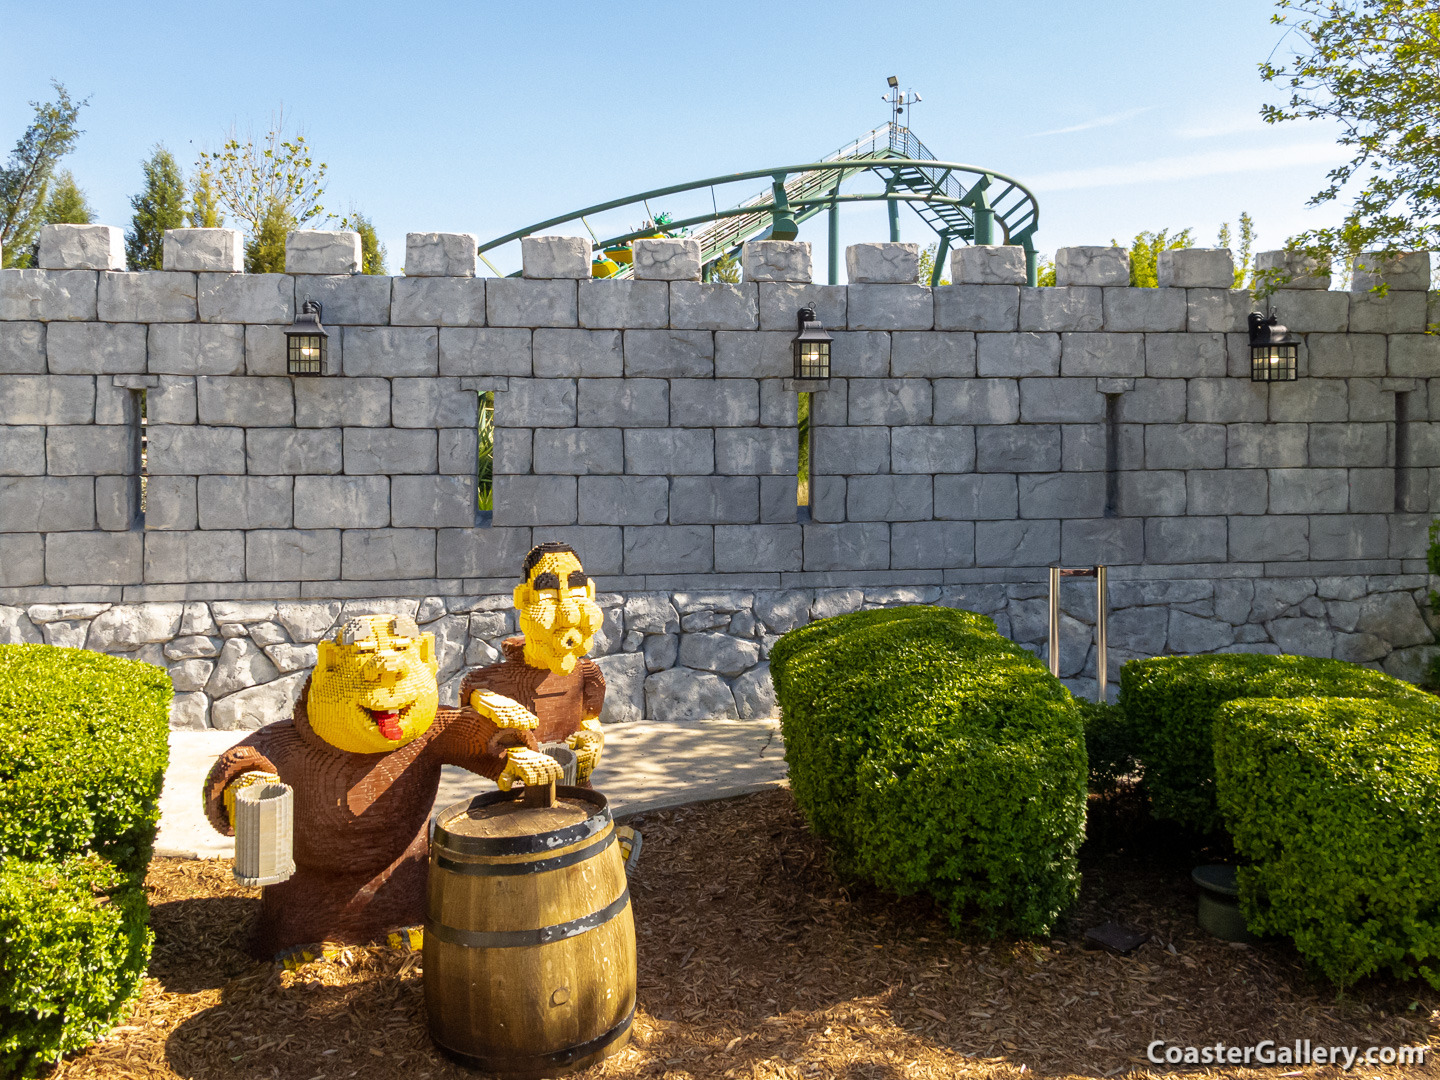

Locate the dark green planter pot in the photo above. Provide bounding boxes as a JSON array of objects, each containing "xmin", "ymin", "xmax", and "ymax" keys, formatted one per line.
[{"xmin": 1192, "ymin": 864, "xmax": 1257, "ymax": 943}]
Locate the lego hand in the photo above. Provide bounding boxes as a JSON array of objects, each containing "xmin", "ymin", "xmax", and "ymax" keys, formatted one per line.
[
  {"xmin": 222, "ymin": 771, "xmax": 280, "ymax": 831},
  {"xmin": 497, "ymin": 748, "xmax": 566, "ymax": 791},
  {"xmin": 567, "ymin": 723, "xmax": 604, "ymax": 782},
  {"xmin": 470, "ymin": 689, "xmax": 540, "ymax": 731}
]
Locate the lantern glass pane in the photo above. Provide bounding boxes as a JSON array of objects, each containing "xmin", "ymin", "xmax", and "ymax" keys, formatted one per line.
[
  {"xmin": 1250, "ymin": 342, "xmax": 1297, "ymax": 382},
  {"xmin": 287, "ymin": 334, "xmax": 325, "ymax": 376}
]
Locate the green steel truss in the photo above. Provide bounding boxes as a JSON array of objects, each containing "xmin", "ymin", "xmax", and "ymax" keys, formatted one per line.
[{"xmin": 475, "ymin": 122, "xmax": 1040, "ymax": 286}]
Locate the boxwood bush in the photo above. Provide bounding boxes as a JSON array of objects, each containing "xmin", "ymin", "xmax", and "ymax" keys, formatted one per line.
[
  {"xmin": 770, "ymin": 606, "xmax": 1087, "ymax": 937},
  {"xmin": 0, "ymin": 855, "xmax": 152, "ymax": 1076},
  {"xmin": 1215, "ymin": 695, "xmax": 1440, "ymax": 988},
  {"xmin": 1119, "ymin": 654, "xmax": 1425, "ymax": 833},
  {"xmin": 0, "ymin": 644, "xmax": 172, "ymax": 874}
]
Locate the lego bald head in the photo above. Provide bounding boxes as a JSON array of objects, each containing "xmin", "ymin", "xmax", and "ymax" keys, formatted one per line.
[
  {"xmin": 513, "ymin": 543, "xmax": 604, "ymax": 675},
  {"xmin": 308, "ymin": 614, "xmax": 440, "ymax": 753}
]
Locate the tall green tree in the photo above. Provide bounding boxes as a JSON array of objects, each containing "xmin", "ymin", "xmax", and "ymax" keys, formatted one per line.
[
  {"xmin": 1112, "ymin": 228, "xmax": 1194, "ymax": 287},
  {"xmin": 125, "ymin": 145, "xmax": 187, "ymax": 270},
  {"xmin": 0, "ymin": 82, "xmax": 87, "ymax": 268},
  {"xmin": 1261, "ymin": 0, "xmax": 1440, "ymax": 264},
  {"xmin": 41, "ymin": 171, "xmax": 93, "ymax": 225},
  {"xmin": 918, "ymin": 242, "xmax": 950, "ymax": 286},
  {"xmin": 341, "ymin": 210, "xmax": 387, "ymax": 274},
  {"xmin": 245, "ymin": 201, "xmax": 291, "ymax": 274},
  {"xmin": 1217, "ymin": 211, "xmax": 1257, "ymax": 288},
  {"xmin": 187, "ymin": 159, "xmax": 224, "ymax": 228}
]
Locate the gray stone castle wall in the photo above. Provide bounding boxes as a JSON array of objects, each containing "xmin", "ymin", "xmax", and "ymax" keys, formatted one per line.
[{"xmin": 1, "ymin": 225, "xmax": 1437, "ymax": 727}]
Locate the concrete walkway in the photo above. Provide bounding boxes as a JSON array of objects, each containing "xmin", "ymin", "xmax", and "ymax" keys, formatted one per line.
[{"xmin": 156, "ymin": 719, "xmax": 788, "ymax": 859}]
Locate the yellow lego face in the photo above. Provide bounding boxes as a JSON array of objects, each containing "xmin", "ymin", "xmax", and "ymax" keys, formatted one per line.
[
  {"xmin": 513, "ymin": 548, "xmax": 603, "ymax": 675},
  {"xmin": 307, "ymin": 614, "xmax": 439, "ymax": 754}
]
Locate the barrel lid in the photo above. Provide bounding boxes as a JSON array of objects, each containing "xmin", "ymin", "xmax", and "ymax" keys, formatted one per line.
[
  {"xmin": 1192, "ymin": 863, "xmax": 1240, "ymax": 897},
  {"xmin": 434, "ymin": 786, "xmax": 611, "ymax": 856}
]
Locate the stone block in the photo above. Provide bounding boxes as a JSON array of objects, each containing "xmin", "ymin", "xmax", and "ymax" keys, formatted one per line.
[
  {"xmin": 1062, "ymin": 424, "xmax": 1107, "ymax": 473},
  {"xmin": 0, "ymin": 269, "xmax": 97, "ymax": 321},
  {"xmin": 195, "ymin": 476, "xmax": 293, "ymax": 530},
  {"xmin": 1268, "ymin": 379, "xmax": 1348, "ymax": 422},
  {"xmin": 1143, "ymin": 332, "xmax": 1227, "ymax": 378},
  {"xmin": 1388, "ymin": 334, "xmax": 1440, "ymax": 377},
  {"xmin": 245, "ymin": 428, "xmax": 342, "ymax": 474},
  {"xmin": 1255, "ymin": 250, "xmax": 1330, "ymax": 289},
  {"xmin": 1111, "ymin": 378, "xmax": 1182, "ymax": 423},
  {"xmin": 670, "ymin": 379, "xmax": 759, "ymax": 427},
  {"xmin": 623, "ymin": 329, "xmax": 713, "ymax": 377},
  {"xmin": 1269, "ymin": 468, "xmax": 1348, "ymax": 513},
  {"xmin": 670, "ymin": 282, "xmax": 758, "ymax": 330},
  {"xmin": 632, "ymin": 239, "xmax": 701, "ymax": 281},
  {"xmin": 624, "ymin": 524, "xmax": 713, "ymax": 573},
  {"xmin": 1017, "ymin": 472, "xmax": 1105, "ymax": 519},
  {"xmin": 532, "ymin": 328, "xmax": 623, "ymax": 377},
  {"xmin": 296, "ymin": 274, "xmax": 391, "ymax": 325},
  {"xmin": 492, "ymin": 475, "xmax": 578, "ymax": 526},
  {"xmin": 294, "ymin": 376, "xmax": 389, "ymax": 427},
  {"xmin": 0, "ymin": 426, "xmax": 44, "ymax": 475},
  {"xmin": 1186, "ymin": 378, "xmax": 1267, "ymax": 423},
  {"xmin": 342, "ymin": 327, "xmax": 437, "ymax": 377},
  {"xmin": 390, "ymin": 276, "xmax": 485, "ymax": 327},
  {"xmin": 710, "ymin": 524, "xmax": 800, "ymax": 572},
  {"xmin": 1352, "ymin": 251, "xmax": 1430, "ymax": 292},
  {"xmin": 1155, "ymin": 248, "xmax": 1233, "ymax": 289},
  {"xmin": 0, "ymin": 323, "xmax": 45, "ymax": 374},
  {"xmin": 808, "ymin": 475, "xmax": 845, "ymax": 521},
  {"xmin": 934, "ymin": 473, "xmax": 1017, "ymax": 519},
  {"xmin": 341, "ymin": 529, "xmax": 436, "ymax": 579},
  {"xmin": 1309, "ymin": 514, "xmax": 1388, "ymax": 560},
  {"xmin": 846, "ymin": 474, "xmax": 931, "ymax": 521},
  {"xmin": 669, "ymin": 476, "xmax": 758, "ymax": 524},
  {"xmin": 1169, "ymin": 611, "xmax": 1238, "ymax": 653},
  {"xmin": 578, "ymin": 475, "xmax": 669, "ymax": 525},
  {"xmin": 494, "ymin": 377, "xmax": 572, "ymax": 428},
  {"xmin": 1145, "ymin": 517, "xmax": 1228, "ymax": 563},
  {"xmin": 0, "ymin": 476, "xmax": 94, "ymax": 531},
  {"xmin": 1144, "ymin": 424, "xmax": 1225, "ymax": 470},
  {"xmin": 1309, "ymin": 422, "xmax": 1388, "ymax": 467},
  {"xmin": 846, "ymin": 378, "xmax": 931, "ymax": 425},
  {"xmin": 1186, "ymin": 288, "xmax": 1250, "ymax": 333},
  {"xmin": 974, "ymin": 519, "xmax": 1059, "ymax": 566},
  {"xmin": 1103, "ymin": 288, "xmax": 1186, "ymax": 332},
  {"xmin": 438, "ymin": 427, "xmax": 478, "ymax": 474},
  {"xmin": 163, "ymin": 228, "xmax": 244, "ymax": 272},
  {"xmin": 644, "ymin": 667, "xmax": 736, "ymax": 721},
  {"xmin": 532, "ymin": 428, "xmax": 623, "ymax": 474},
  {"xmin": 146, "ymin": 323, "xmax": 244, "ymax": 376},
  {"xmin": 826, "ymin": 331, "xmax": 887, "ymax": 377},
  {"xmin": 1018, "ymin": 286, "xmax": 1101, "ymax": 332},
  {"xmin": 932, "ymin": 284, "xmax": 1019, "ymax": 333},
  {"xmin": 391, "ymin": 475, "xmax": 476, "ymax": 528},
  {"xmin": 1018, "ymin": 378, "xmax": 1104, "ymax": 423},
  {"xmin": 343, "ymin": 428, "xmax": 437, "ymax": 474},
  {"xmin": 1056, "ymin": 247, "xmax": 1127, "ymax": 287},
  {"xmin": 809, "ymin": 379, "xmax": 847, "ymax": 426},
  {"xmin": 244, "ymin": 530, "xmax": 339, "ymax": 581},
  {"xmin": 759, "ymin": 379, "xmax": 797, "ymax": 427},
  {"xmin": 292, "ymin": 475, "xmax": 390, "ymax": 529},
  {"xmin": 846, "ymin": 243, "xmax": 918, "ymax": 284},
  {"xmin": 1059, "ymin": 332, "xmax": 1144, "ymax": 377},
  {"xmin": 949, "ymin": 245, "xmax": 1025, "ymax": 285},
  {"xmin": 144, "ymin": 475, "xmax": 196, "ymax": 530},
  {"xmin": 96, "ymin": 271, "xmax": 195, "ymax": 322},
  {"xmin": 741, "ymin": 241, "xmax": 810, "ymax": 283},
  {"xmin": 715, "ymin": 330, "xmax": 793, "ymax": 378},
  {"xmin": 677, "ymin": 631, "xmax": 759, "ymax": 677},
  {"xmin": 285, "ymin": 230, "xmax": 361, "ymax": 275},
  {"xmin": 890, "ymin": 426, "xmax": 974, "ymax": 474},
  {"xmin": 577, "ymin": 378, "xmax": 668, "ymax": 426},
  {"xmin": 45, "ymin": 531, "xmax": 142, "ymax": 585},
  {"xmin": 197, "ymin": 273, "xmax": 294, "ymax": 323},
  {"xmin": 1270, "ymin": 290, "xmax": 1348, "ymax": 334},
  {"xmin": 486, "ymin": 278, "xmax": 577, "ymax": 327},
  {"xmin": 1350, "ymin": 288, "xmax": 1427, "ymax": 333},
  {"xmin": 757, "ymin": 282, "xmax": 847, "ymax": 332},
  {"xmin": 1358, "ymin": 590, "xmax": 1432, "ymax": 646},
  {"xmin": 714, "ymin": 429, "xmax": 796, "ymax": 476},
  {"xmin": 146, "ymin": 425, "xmax": 245, "ymax": 475},
  {"xmin": 1351, "ymin": 467, "xmax": 1397, "ymax": 513},
  {"xmin": 846, "ymin": 285, "xmax": 932, "ymax": 331},
  {"xmin": 888, "ymin": 520, "xmax": 974, "ymax": 569},
  {"xmin": 811, "ymin": 427, "xmax": 888, "ymax": 474},
  {"xmin": 976, "ymin": 425, "xmax": 1060, "ymax": 472},
  {"xmin": 435, "ymin": 526, "xmax": 533, "ymax": 577},
  {"xmin": 889, "ymin": 332, "xmax": 975, "ymax": 377},
  {"xmin": 438, "ymin": 327, "xmax": 530, "ymax": 376},
  {"xmin": 144, "ymin": 530, "xmax": 245, "ymax": 583},
  {"xmin": 1301, "ymin": 333, "xmax": 1384, "ymax": 378},
  {"xmin": 975, "ymin": 331, "xmax": 1058, "ymax": 377},
  {"xmin": 1230, "ymin": 515, "xmax": 1308, "ymax": 561},
  {"xmin": 624, "ymin": 429, "xmax": 713, "ymax": 474},
  {"xmin": 1116, "ymin": 470, "xmax": 1185, "ymax": 516},
  {"xmin": 404, "ymin": 232, "xmax": 477, "ymax": 277},
  {"xmin": 802, "ymin": 522, "xmax": 889, "ymax": 571},
  {"xmin": 521, "ymin": 236, "xmax": 591, "ymax": 279},
  {"xmin": 1188, "ymin": 469, "xmax": 1268, "ymax": 515},
  {"xmin": 493, "ymin": 428, "xmax": 531, "ymax": 473},
  {"xmin": 46, "ymin": 322, "xmax": 146, "ymax": 374},
  {"xmin": 577, "ymin": 279, "xmax": 668, "ymax": 329},
  {"xmin": 196, "ymin": 375, "xmax": 293, "ymax": 426},
  {"xmin": 1227, "ymin": 423, "xmax": 1308, "ymax": 468},
  {"xmin": 0, "ymin": 533, "xmax": 44, "ymax": 586},
  {"xmin": 45, "ymin": 424, "xmax": 135, "ymax": 475},
  {"xmin": 760, "ymin": 475, "xmax": 798, "ymax": 522},
  {"xmin": 1061, "ymin": 517, "xmax": 1144, "ymax": 564},
  {"xmin": 38, "ymin": 224, "xmax": 123, "ymax": 270}
]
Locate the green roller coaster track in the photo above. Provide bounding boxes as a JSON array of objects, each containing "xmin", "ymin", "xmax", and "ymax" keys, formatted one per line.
[{"xmin": 476, "ymin": 122, "xmax": 1041, "ymax": 286}]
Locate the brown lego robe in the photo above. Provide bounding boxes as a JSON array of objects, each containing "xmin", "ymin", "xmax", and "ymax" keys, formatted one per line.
[
  {"xmin": 460, "ymin": 636, "xmax": 606, "ymax": 746},
  {"xmin": 203, "ymin": 680, "xmax": 531, "ymax": 957}
]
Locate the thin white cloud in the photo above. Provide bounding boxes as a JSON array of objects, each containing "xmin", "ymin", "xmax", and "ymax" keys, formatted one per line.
[
  {"xmin": 1175, "ymin": 114, "xmax": 1270, "ymax": 139},
  {"xmin": 1027, "ymin": 107, "xmax": 1153, "ymax": 138},
  {"xmin": 1027, "ymin": 141, "xmax": 1348, "ymax": 192}
]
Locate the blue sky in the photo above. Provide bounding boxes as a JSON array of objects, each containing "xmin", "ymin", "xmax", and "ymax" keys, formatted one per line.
[{"xmin": 0, "ymin": 0, "xmax": 1349, "ymax": 277}]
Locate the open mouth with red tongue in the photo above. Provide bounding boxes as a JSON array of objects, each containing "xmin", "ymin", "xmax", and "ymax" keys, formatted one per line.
[{"xmin": 366, "ymin": 704, "xmax": 411, "ymax": 742}]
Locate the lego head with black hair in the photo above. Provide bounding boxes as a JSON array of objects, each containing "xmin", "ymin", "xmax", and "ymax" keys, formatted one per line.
[{"xmin": 513, "ymin": 543, "xmax": 604, "ymax": 675}]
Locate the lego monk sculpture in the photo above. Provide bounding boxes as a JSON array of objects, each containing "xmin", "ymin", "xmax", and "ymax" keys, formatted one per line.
[{"xmin": 202, "ymin": 542, "xmax": 608, "ymax": 958}]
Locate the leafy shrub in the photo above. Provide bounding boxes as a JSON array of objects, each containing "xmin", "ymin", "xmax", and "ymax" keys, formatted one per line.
[
  {"xmin": 0, "ymin": 855, "xmax": 152, "ymax": 1076},
  {"xmin": 1077, "ymin": 700, "xmax": 1137, "ymax": 795},
  {"xmin": 0, "ymin": 644, "xmax": 171, "ymax": 874},
  {"xmin": 770, "ymin": 606, "xmax": 1087, "ymax": 937},
  {"xmin": 1215, "ymin": 695, "xmax": 1440, "ymax": 988},
  {"xmin": 1119, "ymin": 654, "xmax": 1424, "ymax": 833}
]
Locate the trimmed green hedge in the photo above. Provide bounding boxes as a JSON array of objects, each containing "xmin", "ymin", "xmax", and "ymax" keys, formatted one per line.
[
  {"xmin": 1215, "ymin": 695, "xmax": 1440, "ymax": 988},
  {"xmin": 0, "ymin": 644, "xmax": 172, "ymax": 874},
  {"xmin": 1119, "ymin": 654, "xmax": 1425, "ymax": 833},
  {"xmin": 0, "ymin": 855, "xmax": 152, "ymax": 1076},
  {"xmin": 771, "ymin": 606, "xmax": 1087, "ymax": 937}
]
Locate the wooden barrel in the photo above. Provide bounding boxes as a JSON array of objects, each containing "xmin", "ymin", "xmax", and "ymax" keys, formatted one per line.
[{"xmin": 424, "ymin": 787, "xmax": 636, "ymax": 1076}]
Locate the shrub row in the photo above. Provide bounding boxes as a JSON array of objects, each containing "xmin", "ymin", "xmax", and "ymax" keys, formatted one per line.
[{"xmin": 771, "ymin": 606, "xmax": 1086, "ymax": 938}]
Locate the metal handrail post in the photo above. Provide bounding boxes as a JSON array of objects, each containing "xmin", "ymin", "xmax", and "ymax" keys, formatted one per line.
[
  {"xmin": 1095, "ymin": 565, "xmax": 1108, "ymax": 702},
  {"xmin": 1048, "ymin": 567, "xmax": 1061, "ymax": 677}
]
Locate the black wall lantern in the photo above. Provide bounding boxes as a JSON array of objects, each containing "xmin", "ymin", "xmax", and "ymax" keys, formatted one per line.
[
  {"xmin": 285, "ymin": 300, "xmax": 329, "ymax": 376},
  {"xmin": 793, "ymin": 305, "xmax": 833, "ymax": 380},
  {"xmin": 1248, "ymin": 312, "xmax": 1299, "ymax": 382}
]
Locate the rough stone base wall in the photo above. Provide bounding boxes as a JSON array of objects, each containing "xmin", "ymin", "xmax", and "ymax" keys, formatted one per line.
[{"xmin": 4, "ymin": 574, "xmax": 1434, "ymax": 730}]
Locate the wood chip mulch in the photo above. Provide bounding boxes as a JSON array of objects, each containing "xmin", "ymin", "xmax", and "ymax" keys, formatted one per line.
[{"xmin": 46, "ymin": 787, "xmax": 1440, "ymax": 1080}]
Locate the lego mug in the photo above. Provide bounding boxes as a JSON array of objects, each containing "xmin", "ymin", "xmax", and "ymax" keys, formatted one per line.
[{"xmin": 233, "ymin": 781, "xmax": 296, "ymax": 887}]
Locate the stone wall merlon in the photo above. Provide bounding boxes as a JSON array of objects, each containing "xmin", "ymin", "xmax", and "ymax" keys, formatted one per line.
[
  {"xmin": 741, "ymin": 241, "xmax": 811, "ymax": 283},
  {"xmin": 405, "ymin": 233, "xmax": 478, "ymax": 278},
  {"xmin": 286, "ymin": 231, "xmax": 362, "ymax": 275},
  {"xmin": 1157, "ymin": 248, "xmax": 1235, "ymax": 289},
  {"xmin": 39, "ymin": 224, "xmax": 125, "ymax": 271},
  {"xmin": 1352, "ymin": 251, "xmax": 1430, "ymax": 292},
  {"xmin": 846, "ymin": 243, "xmax": 919, "ymax": 284},
  {"xmin": 951, "ymin": 245, "xmax": 1027, "ymax": 285},
  {"xmin": 1056, "ymin": 247, "xmax": 1128, "ymax": 287},
  {"xmin": 521, "ymin": 236, "xmax": 591, "ymax": 280},
  {"xmin": 1255, "ymin": 250, "xmax": 1330, "ymax": 289},
  {"xmin": 163, "ymin": 229, "xmax": 244, "ymax": 273},
  {"xmin": 632, "ymin": 239, "xmax": 701, "ymax": 281}
]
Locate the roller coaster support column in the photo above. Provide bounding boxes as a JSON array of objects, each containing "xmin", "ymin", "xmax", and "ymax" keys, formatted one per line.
[
  {"xmin": 885, "ymin": 178, "xmax": 900, "ymax": 242},
  {"xmin": 966, "ymin": 174, "xmax": 996, "ymax": 246},
  {"xmin": 1015, "ymin": 225, "xmax": 1039, "ymax": 286},
  {"xmin": 770, "ymin": 176, "xmax": 799, "ymax": 241},
  {"xmin": 931, "ymin": 232, "xmax": 951, "ymax": 287},
  {"xmin": 827, "ymin": 184, "xmax": 840, "ymax": 285}
]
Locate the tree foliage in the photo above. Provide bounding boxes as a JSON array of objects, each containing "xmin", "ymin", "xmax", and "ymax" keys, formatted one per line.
[
  {"xmin": 341, "ymin": 209, "xmax": 387, "ymax": 275},
  {"xmin": 1111, "ymin": 228, "xmax": 1194, "ymax": 287},
  {"xmin": 1261, "ymin": 0, "xmax": 1440, "ymax": 261},
  {"xmin": 187, "ymin": 160, "xmax": 223, "ymax": 228},
  {"xmin": 125, "ymin": 146, "xmax": 186, "ymax": 270},
  {"xmin": 0, "ymin": 82, "xmax": 87, "ymax": 268},
  {"xmin": 1217, "ymin": 211, "xmax": 1258, "ymax": 288},
  {"xmin": 709, "ymin": 251, "xmax": 740, "ymax": 283},
  {"xmin": 917, "ymin": 242, "xmax": 950, "ymax": 286},
  {"xmin": 245, "ymin": 202, "xmax": 291, "ymax": 274}
]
